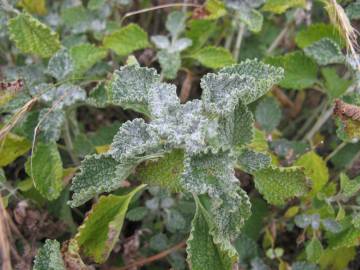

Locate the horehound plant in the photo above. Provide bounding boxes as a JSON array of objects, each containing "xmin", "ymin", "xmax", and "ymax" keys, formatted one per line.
[{"xmin": 33, "ymin": 58, "xmax": 316, "ymax": 269}]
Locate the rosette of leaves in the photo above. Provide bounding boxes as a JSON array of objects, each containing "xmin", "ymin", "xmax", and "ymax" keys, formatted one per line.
[
  {"xmin": 61, "ymin": 59, "xmax": 308, "ymax": 268},
  {"xmin": 151, "ymin": 11, "xmax": 192, "ymax": 79}
]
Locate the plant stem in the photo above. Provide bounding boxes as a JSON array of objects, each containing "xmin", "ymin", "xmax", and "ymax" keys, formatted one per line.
[
  {"xmin": 0, "ymin": 195, "xmax": 12, "ymax": 270},
  {"xmin": 115, "ymin": 241, "xmax": 186, "ymax": 270},
  {"xmin": 233, "ymin": 22, "xmax": 245, "ymax": 62},
  {"xmin": 63, "ymin": 119, "xmax": 80, "ymax": 166},
  {"xmin": 325, "ymin": 141, "xmax": 347, "ymax": 162},
  {"xmin": 267, "ymin": 25, "xmax": 289, "ymax": 54}
]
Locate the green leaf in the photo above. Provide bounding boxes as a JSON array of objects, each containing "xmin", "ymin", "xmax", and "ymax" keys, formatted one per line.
[
  {"xmin": 137, "ymin": 149, "xmax": 184, "ymax": 192},
  {"xmin": 187, "ymin": 195, "xmax": 235, "ymax": 270},
  {"xmin": 294, "ymin": 151, "xmax": 329, "ymax": 195},
  {"xmin": 18, "ymin": 0, "xmax": 47, "ymax": 15},
  {"xmin": 346, "ymin": 1, "xmax": 360, "ymax": 20},
  {"xmin": 108, "ymin": 64, "xmax": 160, "ymax": 115},
  {"xmin": 321, "ymin": 68, "xmax": 351, "ymax": 100},
  {"xmin": 46, "ymin": 48, "xmax": 74, "ymax": 80},
  {"xmin": 26, "ymin": 142, "xmax": 63, "ymax": 200},
  {"xmin": 254, "ymin": 166, "xmax": 308, "ymax": 205},
  {"xmin": 158, "ymin": 50, "xmax": 181, "ymax": 79},
  {"xmin": 8, "ymin": 13, "xmax": 60, "ymax": 58},
  {"xmin": 69, "ymin": 154, "xmax": 133, "ymax": 207},
  {"xmin": 295, "ymin": 23, "xmax": 344, "ymax": 49},
  {"xmin": 304, "ymin": 38, "xmax": 344, "ymax": 66},
  {"xmin": 87, "ymin": 81, "xmax": 111, "ymax": 108},
  {"xmin": 319, "ymin": 247, "xmax": 356, "ymax": 270},
  {"xmin": 75, "ymin": 185, "xmax": 146, "ymax": 263},
  {"xmin": 218, "ymin": 101, "xmax": 254, "ymax": 149},
  {"xmin": 88, "ymin": 0, "xmax": 105, "ymax": 10},
  {"xmin": 0, "ymin": 133, "xmax": 31, "ymax": 167},
  {"xmin": 191, "ymin": 46, "xmax": 235, "ymax": 69},
  {"xmin": 103, "ymin": 23, "xmax": 149, "ymax": 56},
  {"xmin": 262, "ymin": 0, "xmax": 306, "ymax": 14},
  {"xmin": 166, "ymin": 11, "xmax": 187, "ymax": 38},
  {"xmin": 340, "ymin": 173, "xmax": 360, "ymax": 197},
  {"xmin": 70, "ymin": 43, "xmax": 107, "ymax": 76},
  {"xmin": 219, "ymin": 59, "xmax": 284, "ymax": 104},
  {"xmin": 204, "ymin": 0, "xmax": 227, "ymax": 19},
  {"xmin": 38, "ymin": 109, "xmax": 65, "ymax": 143},
  {"xmin": 126, "ymin": 206, "xmax": 148, "ymax": 221},
  {"xmin": 110, "ymin": 119, "xmax": 162, "ymax": 163},
  {"xmin": 255, "ymin": 96, "xmax": 282, "ymax": 132},
  {"xmin": 33, "ymin": 239, "xmax": 65, "ymax": 270},
  {"xmin": 306, "ymin": 238, "xmax": 323, "ymax": 263},
  {"xmin": 185, "ymin": 20, "xmax": 217, "ymax": 52},
  {"xmin": 239, "ymin": 9, "xmax": 263, "ymax": 33},
  {"xmin": 265, "ymin": 51, "xmax": 318, "ymax": 90},
  {"xmin": 61, "ymin": 6, "xmax": 92, "ymax": 32}
]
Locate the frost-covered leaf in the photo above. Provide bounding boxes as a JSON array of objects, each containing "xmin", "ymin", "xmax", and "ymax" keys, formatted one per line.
[
  {"xmin": 226, "ymin": 0, "xmax": 264, "ymax": 10},
  {"xmin": 217, "ymin": 101, "xmax": 254, "ymax": 149},
  {"xmin": 108, "ymin": 65, "xmax": 160, "ymax": 115},
  {"xmin": 75, "ymin": 185, "xmax": 145, "ymax": 263},
  {"xmin": 321, "ymin": 68, "xmax": 351, "ymax": 100},
  {"xmin": 0, "ymin": 133, "xmax": 31, "ymax": 167},
  {"xmin": 191, "ymin": 46, "xmax": 235, "ymax": 69},
  {"xmin": 38, "ymin": 83, "xmax": 86, "ymax": 109},
  {"xmin": 46, "ymin": 48, "xmax": 74, "ymax": 81},
  {"xmin": 219, "ymin": 59, "xmax": 284, "ymax": 104},
  {"xmin": 181, "ymin": 150, "xmax": 238, "ymax": 198},
  {"xmin": 294, "ymin": 151, "xmax": 328, "ymax": 195},
  {"xmin": 151, "ymin": 35, "xmax": 170, "ymax": 49},
  {"xmin": 87, "ymin": 82, "xmax": 111, "ymax": 108},
  {"xmin": 8, "ymin": 13, "xmax": 60, "ymax": 58},
  {"xmin": 265, "ymin": 51, "xmax": 318, "ymax": 90},
  {"xmin": 70, "ymin": 43, "xmax": 107, "ymax": 76},
  {"xmin": 237, "ymin": 149, "xmax": 271, "ymax": 173},
  {"xmin": 33, "ymin": 239, "xmax": 65, "ymax": 270},
  {"xmin": 26, "ymin": 142, "xmax": 63, "ymax": 200},
  {"xmin": 110, "ymin": 119, "xmax": 162, "ymax": 163},
  {"xmin": 172, "ymin": 38, "xmax": 192, "ymax": 52},
  {"xmin": 187, "ymin": 195, "xmax": 235, "ymax": 270},
  {"xmin": 262, "ymin": 0, "xmax": 306, "ymax": 14},
  {"xmin": 239, "ymin": 9, "xmax": 263, "ymax": 33},
  {"xmin": 201, "ymin": 73, "xmax": 255, "ymax": 116},
  {"xmin": 103, "ymin": 23, "xmax": 149, "ymax": 56},
  {"xmin": 137, "ymin": 149, "xmax": 184, "ymax": 192},
  {"xmin": 166, "ymin": 11, "xmax": 187, "ymax": 38},
  {"xmin": 38, "ymin": 108, "xmax": 65, "ymax": 142},
  {"xmin": 295, "ymin": 23, "xmax": 344, "ymax": 49},
  {"xmin": 69, "ymin": 154, "xmax": 133, "ymax": 207},
  {"xmin": 158, "ymin": 50, "xmax": 181, "ymax": 79},
  {"xmin": 254, "ymin": 166, "xmax": 308, "ymax": 205},
  {"xmin": 255, "ymin": 96, "xmax": 281, "ymax": 132},
  {"xmin": 322, "ymin": 219, "xmax": 343, "ymax": 233},
  {"xmin": 304, "ymin": 38, "xmax": 345, "ymax": 66}
]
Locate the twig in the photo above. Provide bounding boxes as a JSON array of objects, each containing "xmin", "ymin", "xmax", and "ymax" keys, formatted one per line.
[
  {"xmin": 180, "ymin": 69, "xmax": 193, "ymax": 103},
  {"xmin": 120, "ymin": 3, "xmax": 202, "ymax": 25},
  {"xmin": 233, "ymin": 22, "xmax": 245, "ymax": 62},
  {"xmin": 267, "ymin": 25, "xmax": 289, "ymax": 54},
  {"xmin": 325, "ymin": 141, "xmax": 347, "ymax": 162},
  {"xmin": 115, "ymin": 241, "xmax": 186, "ymax": 270},
  {"xmin": 0, "ymin": 196, "xmax": 12, "ymax": 270},
  {"xmin": 63, "ymin": 118, "xmax": 80, "ymax": 166}
]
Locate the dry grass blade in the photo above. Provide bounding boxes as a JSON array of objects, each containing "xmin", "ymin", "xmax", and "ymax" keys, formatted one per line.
[{"xmin": 0, "ymin": 196, "xmax": 12, "ymax": 270}]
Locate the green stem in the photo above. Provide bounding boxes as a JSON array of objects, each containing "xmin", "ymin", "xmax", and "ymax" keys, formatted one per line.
[
  {"xmin": 233, "ymin": 22, "xmax": 245, "ymax": 62},
  {"xmin": 63, "ymin": 118, "xmax": 80, "ymax": 166}
]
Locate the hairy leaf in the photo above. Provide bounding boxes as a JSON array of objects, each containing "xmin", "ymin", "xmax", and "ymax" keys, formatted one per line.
[
  {"xmin": 340, "ymin": 173, "xmax": 360, "ymax": 198},
  {"xmin": 254, "ymin": 166, "xmax": 308, "ymax": 205},
  {"xmin": 321, "ymin": 68, "xmax": 351, "ymax": 100},
  {"xmin": 237, "ymin": 149, "xmax": 271, "ymax": 173},
  {"xmin": 33, "ymin": 239, "xmax": 65, "ymax": 270},
  {"xmin": 26, "ymin": 142, "xmax": 63, "ymax": 200},
  {"xmin": 108, "ymin": 65, "xmax": 160, "ymax": 115},
  {"xmin": 187, "ymin": 195, "xmax": 235, "ymax": 270},
  {"xmin": 38, "ymin": 108, "xmax": 65, "ymax": 143},
  {"xmin": 191, "ymin": 46, "xmax": 235, "ymax": 69},
  {"xmin": 19, "ymin": 0, "xmax": 47, "ymax": 15},
  {"xmin": 304, "ymin": 38, "xmax": 344, "ymax": 66},
  {"xmin": 158, "ymin": 50, "xmax": 181, "ymax": 79},
  {"xmin": 46, "ymin": 48, "xmax": 74, "ymax": 80},
  {"xmin": 75, "ymin": 185, "xmax": 146, "ymax": 263},
  {"xmin": 166, "ymin": 11, "xmax": 187, "ymax": 38},
  {"xmin": 137, "ymin": 149, "xmax": 184, "ymax": 192},
  {"xmin": 219, "ymin": 59, "xmax": 284, "ymax": 104},
  {"xmin": 255, "ymin": 96, "xmax": 281, "ymax": 132},
  {"xmin": 69, "ymin": 154, "xmax": 133, "ymax": 207},
  {"xmin": 103, "ymin": 23, "xmax": 149, "ymax": 56},
  {"xmin": 8, "ymin": 13, "xmax": 60, "ymax": 58}
]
